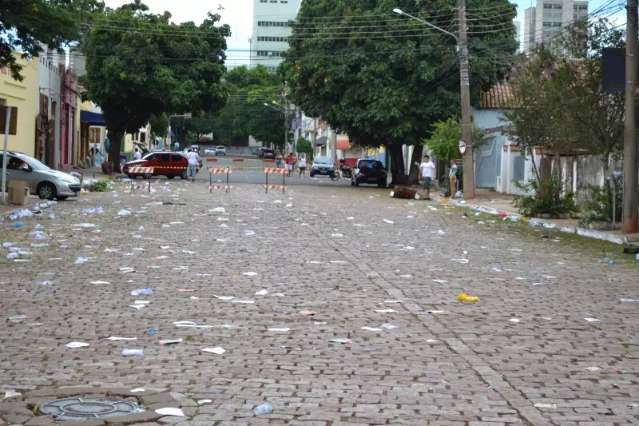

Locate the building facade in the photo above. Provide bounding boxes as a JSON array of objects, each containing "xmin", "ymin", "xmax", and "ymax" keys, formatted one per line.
[
  {"xmin": 522, "ymin": 0, "xmax": 588, "ymax": 52},
  {"xmin": 0, "ymin": 58, "xmax": 38, "ymax": 157},
  {"xmin": 36, "ymin": 49, "xmax": 62, "ymax": 167},
  {"xmin": 250, "ymin": 0, "xmax": 302, "ymax": 71}
]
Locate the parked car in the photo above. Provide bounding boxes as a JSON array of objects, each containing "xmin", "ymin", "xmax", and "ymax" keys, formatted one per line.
[
  {"xmin": 123, "ymin": 152, "xmax": 192, "ymax": 179},
  {"xmin": 310, "ymin": 156, "xmax": 337, "ymax": 179},
  {"xmin": 204, "ymin": 147, "xmax": 217, "ymax": 155},
  {"xmin": 215, "ymin": 146, "xmax": 226, "ymax": 156},
  {"xmin": 0, "ymin": 150, "xmax": 81, "ymax": 200},
  {"xmin": 258, "ymin": 147, "xmax": 275, "ymax": 159},
  {"xmin": 351, "ymin": 159, "xmax": 387, "ymax": 187}
]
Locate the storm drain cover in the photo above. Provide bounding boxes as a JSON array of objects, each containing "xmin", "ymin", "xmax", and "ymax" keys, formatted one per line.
[{"xmin": 39, "ymin": 397, "xmax": 143, "ymax": 421}]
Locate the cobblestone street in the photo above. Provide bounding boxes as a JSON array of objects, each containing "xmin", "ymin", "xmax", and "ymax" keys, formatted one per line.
[{"xmin": 1, "ymin": 179, "xmax": 638, "ymax": 425}]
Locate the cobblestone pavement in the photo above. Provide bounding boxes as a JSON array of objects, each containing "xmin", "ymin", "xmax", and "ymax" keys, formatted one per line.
[{"xmin": 1, "ymin": 179, "xmax": 638, "ymax": 426}]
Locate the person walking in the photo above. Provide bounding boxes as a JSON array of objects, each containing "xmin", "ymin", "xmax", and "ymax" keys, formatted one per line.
[
  {"xmin": 133, "ymin": 148, "xmax": 142, "ymax": 160},
  {"xmin": 297, "ymin": 155, "xmax": 307, "ymax": 178},
  {"xmin": 449, "ymin": 159, "xmax": 458, "ymax": 198},
  {"xmin": 419, "ymin": 155, "xmax": 436, "ymax": 200},
  {"xmin": 186, "ymin": 148, "xmax": 200, "ymax": 182},
  {"xmin": 285, "ymin": 153, "xmax": 296, "ymax": 177}
]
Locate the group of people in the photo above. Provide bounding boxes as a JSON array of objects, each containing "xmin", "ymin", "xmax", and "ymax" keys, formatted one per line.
[
  {"xmin": 276, "ymin": 153, "xmax": 307, "ymax": 177},
  {"xmin": 418, "ymin": 155, "xmax": 459, "ymax": 200}
]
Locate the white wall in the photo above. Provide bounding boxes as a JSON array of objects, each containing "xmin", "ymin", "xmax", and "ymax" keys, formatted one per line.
[{"xmin": 250, "ymin": 0, "xmax": 302, "ymax": 70}]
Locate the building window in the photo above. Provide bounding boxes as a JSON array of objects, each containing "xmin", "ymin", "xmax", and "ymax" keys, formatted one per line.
[
  {"xmin": 0, "ymin": 105, "xmax": 18, "ymax": 135},
  {"xmin": 257, "ymin": 21, "xmax": 290, "ymax": 27},
  {"xmin": 257, "ymin": 36, "xmax": 289, "ymax": 42},
  {"xmin": 256, "ymin": 50, "xmax": 284, "ymax": 57}
]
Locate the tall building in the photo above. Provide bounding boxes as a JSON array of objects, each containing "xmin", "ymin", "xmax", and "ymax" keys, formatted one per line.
[
  {"xmin": 522, "ymin": 0, "xmax": 588, "ymax": 52},
  {"xmin": 250, "ymin": 0, "xmax": 302, "ymax": 71}
]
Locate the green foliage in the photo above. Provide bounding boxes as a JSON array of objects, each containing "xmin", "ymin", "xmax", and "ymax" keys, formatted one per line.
[
  {"xmin": 505, "ymin": 19, "xmax": 624, "ymax": 175},
  {"xmin": 81, "ymin": 0, "xmax": 229, "ymax": 170},
  {"xmin": 209, "ymin": 66, "xmax": 285, "ymax": 147},
  {"xmin": 514, "ymin": 179, "xmax": 577, "ymax": 218},
  {"xmin": 148, "ymin": 113, "xmax": 168, "ymax": 139},
  {"xmin": 578, "ymin": 183, "xmax": 623, "ymax": 227},
  {"xmin": 282, "ymin": 0, "xmax": 517, "ymax": 181},
  {"xmin": 296, "ymin": 138, "xmax": 314, "ymax": 160},
  {"xmin": 87, "ymin": 179, "xmax": 111, "ymax": 192},
  {"xmin": 423, "ymin": 117, "xmax": 483, "ymax": 164},
  {"xmin": 0, "ymin": 0, "xmax": 103, "ymax": 80}
]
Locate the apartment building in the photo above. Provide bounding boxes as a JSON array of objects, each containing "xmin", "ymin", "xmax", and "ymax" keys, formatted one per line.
[
  {"xmin": 523, "ymin": 0, "xmax": 588, "ymax": 52},
  {"xmin": 250, "ymin": 0, "xmax": 302, "ymax": 71}
]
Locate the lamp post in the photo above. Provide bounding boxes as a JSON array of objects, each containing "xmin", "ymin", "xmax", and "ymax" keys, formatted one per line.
[{"xmin": 393, "ymin": 6, "xmax": 475, "ymax": 199}]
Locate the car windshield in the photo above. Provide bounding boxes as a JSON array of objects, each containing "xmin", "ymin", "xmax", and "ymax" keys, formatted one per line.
[
  {"xmin": 314, "ymin": 156, "xmax": 332, "ymax": 165},
  {"xmin": 16, "ymin": 153, "xmax": 50, "ymax": 171},
  {"xmin": 217, "ymin": 146, "xmax": 225, "ymax": 149}
]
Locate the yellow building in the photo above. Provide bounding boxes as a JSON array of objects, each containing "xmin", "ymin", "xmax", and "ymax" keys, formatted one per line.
[{"xmin": 0, "ymin": 58, "xmax": 38, "ymax": 156}]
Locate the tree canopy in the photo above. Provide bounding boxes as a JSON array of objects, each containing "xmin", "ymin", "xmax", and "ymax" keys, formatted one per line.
[
  {"xmin": 0, "ymin": 0, "xmax": 103, "ymax": 80},
  {"xmin": 282, "ymin": 0, "xmax": 517, "ymax": 182},
  {"xmin": 81, "ymin": 0, "xmax": 229, "ymax": 169}
]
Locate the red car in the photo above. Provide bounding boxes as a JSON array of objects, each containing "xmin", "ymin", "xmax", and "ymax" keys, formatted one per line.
[{"xmin": 123, "ymin": 152, "xmax": 189, "ymax": 179}]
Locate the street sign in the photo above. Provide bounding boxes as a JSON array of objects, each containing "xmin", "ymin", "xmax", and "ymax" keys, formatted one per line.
[{"xmin": 458, "ymin": 140, "xmax": 467, "ymax": 154}]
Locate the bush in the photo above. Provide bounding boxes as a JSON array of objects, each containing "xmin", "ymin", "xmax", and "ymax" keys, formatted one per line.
[
  {"xmin": 577, "ymin": 183, "xmax": 622, "ymax": 227},
  {"xmin": 514, "ymin": 179, "xmax": 577, "ymax": 218},
  {"xmin": 87, "ymin": 179, "xmax": 112, "ymax": 192}
]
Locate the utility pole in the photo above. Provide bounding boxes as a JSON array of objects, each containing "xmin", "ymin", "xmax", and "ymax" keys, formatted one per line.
[
  {"xmin": 458, "ymin": 0, "xmax": 475, "ymax": 199},
  {"xmin": 623, "ymin": 0, "xmax": 638, "ymax": 234}
]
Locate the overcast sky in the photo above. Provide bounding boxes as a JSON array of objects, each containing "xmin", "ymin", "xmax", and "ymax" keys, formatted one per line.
[{"xmin": 103, "ymin": 0, "xmax": 623, "ymax": 66}]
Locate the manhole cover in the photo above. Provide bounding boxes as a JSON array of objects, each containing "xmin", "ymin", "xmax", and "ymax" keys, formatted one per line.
[{"xmin": 39, "ymin": 397, "xmax": 143, "ymax": 421}]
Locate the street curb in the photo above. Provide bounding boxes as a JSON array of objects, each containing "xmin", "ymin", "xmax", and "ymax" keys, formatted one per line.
[{"xmin": 447, "ymin": 199, "xmax": 628, "ymax": 246}]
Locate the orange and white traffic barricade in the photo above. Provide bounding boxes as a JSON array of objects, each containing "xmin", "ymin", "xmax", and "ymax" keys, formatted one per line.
[
  {"xmin": 208, "ymin": 167, "xmax": 232, "ymax": 193},
  {"xmin": 128, "ymin": 167, "xmax": 154, "ymax": 192},
  {"xmin": 263, "ymin": 167, "xmax": 286, "ymax": 193}
]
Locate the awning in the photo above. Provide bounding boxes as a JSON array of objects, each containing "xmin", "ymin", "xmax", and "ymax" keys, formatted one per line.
[
  {"xmin": 315, "ymin": 136, "xmax": 327, "ymax": 147},
  {"xmin": 80, "ymin": 110, "xmax": 105, "ymax": 126}
]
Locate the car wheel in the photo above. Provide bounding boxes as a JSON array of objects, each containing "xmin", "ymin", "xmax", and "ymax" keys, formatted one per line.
[
  {"xmin": 351, "ymin": 180, "xmax": 356, "ymax": 186},
  {"xmin": 56, "ymin": 196, "xmax": 68, "ymax": 201},
  {"xmin": 166, "ymin": 175, "xmax": 175, "ymax": 180},
  {"xmin": 37, "ymin": 182, "xmax": 56, "ymax": 200}
]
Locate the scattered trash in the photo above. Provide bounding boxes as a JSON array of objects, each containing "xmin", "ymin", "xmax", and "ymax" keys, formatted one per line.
[
  {"xmin": 584, "ymin": 317, "xmax": 600, "ymax": 323},
  {"xmin": 509, "ymin": 318, "xmax": 521, "ymax": 323},
  {"xmin": 159, "ymin": 339, "xmax": 183, "ymax": 346},
  {"xmin": 29, "ymin": 230, "xmax": 47, "ymax": 240},
  {"xmin": 146, "ymin": 328, "xmax": 157, "ymax": 336},
  {"xmin": 156, "ymin": 407, "xmax": 185, "ymax": 417},
  {"xmin": 197, "ymin": 399, "xmax": 212, "ymax": 405},
  {"xmin": 331, "ymin": 233, "xmax": 344, "ymax": 238},
  {"xmin": 456, "ymin": 293, "xmax": 480, "ymax": 304},
  {"xmin": 131, "ymin": 288, "xmax": 153, "ymax": 296},
  {"xmin": 255, "ymin": 289, "xmax": 269, "ymax": 296},
  {"xmin": 117, "ymin": 209, "xmax": 132, "ymax": 217},
  {"xmin": 74, "ymin": 257, "xmax": 89, "ymax": 265},
  {"xmin": 585, "ymin": 366, "xmax": 601, "ymax": 372},
  {"xmin": 450, "ymin": 258, "xmax": 470, "ymax": 264},
  {"xmin": 8, "ymin": 315, "xmax": 27, "ymax": 323},
  {"xmin": 201, "ymin": 347, "xmax": 226, "ymax": 355},
  {"xmin": 65, "ymin": 341, "xmax": 90, "ymax": 349},
  {"xmin": 9, "ymin": 221, "xmax": 25, "ymax": 229},
  {"xmin": 299, "ymin": 309, "xmax": 317, "ymax": 316},
  {"xmin": 214, "ymin": 295, "xmax": 235, "ymax": 301},
  {"xmin": 90, "ymin": 280, "xmax": 110, "ymax": 285},
  {"xmin": 242, "ymin": 272, "xmax": 258, "ymax": 277},
  {"xmin": 253, "ymin": 402, "xmax": 273, "ymax": 416},
  {"xmin": 122, "ymin": 348, "xmax": 144, "ymax": 357},
  {"xmin": 620, "ymin": 298, "xmax": 639, "ymax": 303},
  {"xmin": 82, "ymin": 207, "xmax": 104, "ymax": 215},
  {"xmin": 209, "ymin": 207, "xmax": 226, "ymax": 213},
  {"xmin": 534, "ymin": 403, "xmax": 557, "ymax": 409},
  {"xmin": 329, "ymin": 338, "xmax": 352, "ymax": 344},
  {"xmin": 432, "ymin": 279, "xmax": 447, "ymax": 284},
  {"xmin": 380, "ymin": 323, "xmax": 398, "ymax": 330},
  {"xmin": 106, "ymin": 336, "xmax": 137, "ymax": 341},
  {"xmin": 375, "ymin": 309, "xmax": 396, "ymax": 313},
  {"xmin": 3, "ymin": 390, "xmax": 21, "ymax": 399},
  {"xmin": 231, "ymin": 299, "xmax": 255, "ymax": 304},
  {"xmin": 426, "ymin": 339, "xmax": 439, "ymax": 343},
  {"xmin": 361, "ymin": 326, "xmax": 383, "ymax": 332},
  {"xmin": 174, "ymin": 321, "xmax": 213, "ymax": 329},
  {"xmin": 383, "ymin": 219, "xmax": 394, "ymax": 224},
  {"xmin": 268, "ymin": 327, "xmax": 290, "ymax": 333},
  {"xmin": 129, "ymin": 388, "xmax": 145, "ymax": 393}
]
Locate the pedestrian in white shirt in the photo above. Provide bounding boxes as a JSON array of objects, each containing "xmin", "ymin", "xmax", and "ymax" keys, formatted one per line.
[
  {"xmin": 298, "ymin": 156, "xmax": 307, "ymax": 178},
  {"xmin": 419, "ymin": 155, "xmax": 436, "ymax": 200},
  {"xmin": 133, "ymin": 148, "xmax": 142, "ymax": 160},
  {"xmin": 186, "ymin": 149, "xmax": 199, "ymax": 182}
]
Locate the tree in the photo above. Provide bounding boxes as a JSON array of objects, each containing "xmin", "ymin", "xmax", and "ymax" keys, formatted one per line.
[
  {"xmin": 505, "ymin": 19, "xmax": 625, "ymax": 182},
  {"xmin": 282, "ymin": 0, "xmax": 517, "ymax": 184},
  {"xmin": 209, "ymin": 66, "xmax": 285, "ymax": 147},
  {"xmin": 148, "ymin": 113, "xmax": 168, "ymax": 140},
  {"xmin": 81, "ymin": 0, "xmax": 229, "ymax": 171},
  {"xmin": 0, "ymin": 0, "xmax": 103, "ymax": 80},
  {"xmin": 423, "ymin": 117, "xmax": 483, "ymax": 165}
]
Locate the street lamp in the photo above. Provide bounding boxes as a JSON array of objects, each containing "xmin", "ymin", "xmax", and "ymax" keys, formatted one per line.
[{"xmin": 393, "ymin": 7, "xmax": 475, "ymax": 199}]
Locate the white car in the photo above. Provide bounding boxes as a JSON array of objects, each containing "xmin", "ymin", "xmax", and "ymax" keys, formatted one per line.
[
  {"xmin": 215, "ymin": 146, "xmax": 226, "ymax": 156},
  {"xmin": 0, "ymin": 151, "xmax": 81, "ymax": 200},
  {"xmin": 204, "ymin": 148, "xmax": 217, "ymax": 155}
]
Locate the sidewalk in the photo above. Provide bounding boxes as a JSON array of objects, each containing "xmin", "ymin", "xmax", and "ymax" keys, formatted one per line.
[{"xmin": 435, "ymin": 188, "xmax": 639, "ymax": 246}]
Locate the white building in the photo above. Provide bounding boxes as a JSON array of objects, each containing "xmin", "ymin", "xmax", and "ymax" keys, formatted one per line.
[
  {"xmin": 250, "ymin": 0, "xmax": 302, "ymax": 71},
  {"xmin": 522, "ymin": 0, "xmax": 588, "ymax": 52}
]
